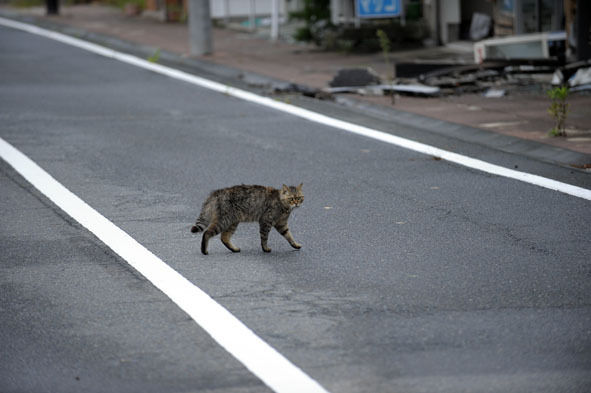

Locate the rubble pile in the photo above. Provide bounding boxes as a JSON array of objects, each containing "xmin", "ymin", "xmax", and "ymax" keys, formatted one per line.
[{"xmin": 324, "ymin": 61, "xmax": 591, "ymax": 98}]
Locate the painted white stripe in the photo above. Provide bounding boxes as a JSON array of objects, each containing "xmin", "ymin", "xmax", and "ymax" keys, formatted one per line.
[
  {"xmin": 1, "ymin": 16, "xmax": 590, "ymax": 201},
  {"xmin": 0, "ymin": 136, "xmax": 330, "ymax": 393}
]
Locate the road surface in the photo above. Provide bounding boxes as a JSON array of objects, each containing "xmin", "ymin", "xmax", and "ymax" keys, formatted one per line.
[{"xmin": 1, "ymin": 22, "xmax": 590, "ymax": 393}]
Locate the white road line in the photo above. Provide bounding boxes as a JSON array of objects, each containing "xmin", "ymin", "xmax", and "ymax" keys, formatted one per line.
[
  {"xmin": 1, "ymin": 16, "xmax": 590, "ymax": 201},
  {"xmin": 0, "ymin": 136, "xmax": 330, "ymax": 393}
]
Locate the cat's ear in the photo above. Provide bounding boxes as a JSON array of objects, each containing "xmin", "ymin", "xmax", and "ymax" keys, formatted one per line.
[
  {"xmin": 297, "ymin": 183, "xmax": 303, "ymax": 191},
  {"xmin": 281, "ymin": 184, "xmax": 289, "ymax": 193}
]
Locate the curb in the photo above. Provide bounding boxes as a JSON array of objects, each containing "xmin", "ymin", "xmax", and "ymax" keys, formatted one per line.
[{"xmin": 335, "ymin": 95, "xmax": 591, "ymax": 171}]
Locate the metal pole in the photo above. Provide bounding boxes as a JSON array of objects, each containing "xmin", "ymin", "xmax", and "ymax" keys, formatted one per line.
[
  {"xmin": 576, "ymin": 0, "xmax": 591, "ymax": 60},
  {"xmin": 222, "ymin": 0, "xmax": 229, "ymax": 25},
  {"xmin": 271, "ymin": 0, "xmax": 279, "ymax": 41},
  {"xmin": 249, "ymin": 0, "xmax": 256, "ymax": 31},
  {"xmin": 46, "ymin": 0, "xmax": 59, "ymax": 15},
  {"xmin": 188, "ymin": 0, "xmax": 213, "ymax": 55},
  {"xmin": 330, "ymin": 0, "xmax": 340, "ymax": 25}
]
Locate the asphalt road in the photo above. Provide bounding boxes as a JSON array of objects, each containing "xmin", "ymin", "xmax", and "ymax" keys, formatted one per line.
[{"xmin": 1, "ymin": 24, "xmax": 590, "ymax": 393}]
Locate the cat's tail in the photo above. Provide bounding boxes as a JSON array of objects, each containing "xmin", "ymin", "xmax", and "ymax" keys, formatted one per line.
[
  {"xmin": 191, "ymin": 197, "xmax": 215, "ymax": 233},
  {"xmin": 191, "ymin": 213, "xmax": 210, "ymax": 233},
  {"xmin": 190, "ymin": 219, "xmax": 207, "ymax": 233}
]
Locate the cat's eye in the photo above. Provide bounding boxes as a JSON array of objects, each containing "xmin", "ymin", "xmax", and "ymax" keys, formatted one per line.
[{"xmin": 287, "ymin": 196, "xmax": 302, "ymax": 205}]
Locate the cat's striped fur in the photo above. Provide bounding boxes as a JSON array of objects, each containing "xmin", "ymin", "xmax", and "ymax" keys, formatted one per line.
[{"xmin": 191, "ymin": 184, "xmax": 303, "ymax": 255}]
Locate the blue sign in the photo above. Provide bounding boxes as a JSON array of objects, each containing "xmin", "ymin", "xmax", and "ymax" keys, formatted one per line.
[
  {"xmin": 356, "ymin": 0, "xmax": 402, "ymax": 18},
  {"xmin": 501, "ymin": 0, "xmax": 514, "ymax": 12}
]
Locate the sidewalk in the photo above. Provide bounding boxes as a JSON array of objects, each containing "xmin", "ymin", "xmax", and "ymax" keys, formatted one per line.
[{"xmin": 2, "ymin": 4, "xmax": 591, "ymax": 165}]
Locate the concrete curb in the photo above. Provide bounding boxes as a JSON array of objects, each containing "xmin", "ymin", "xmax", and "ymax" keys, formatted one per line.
[{"xmin": 334, "ymin": 96, "xmax": 591, "ymax": 171}]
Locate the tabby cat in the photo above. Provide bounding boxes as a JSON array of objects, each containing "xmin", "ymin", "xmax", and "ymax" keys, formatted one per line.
[{"xmin": 191, "ymin": 184, "xmax": 304, "ymax": 255}]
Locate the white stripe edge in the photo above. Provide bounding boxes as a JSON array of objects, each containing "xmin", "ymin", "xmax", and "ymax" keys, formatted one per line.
[{"xmin": 0, "ymin": 137, "xmax": 330, "ymax": 393}]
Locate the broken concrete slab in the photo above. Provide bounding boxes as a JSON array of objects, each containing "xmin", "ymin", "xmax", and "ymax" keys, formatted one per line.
[
  {"xmin": 395, "ymin": 62, "xmax": 469, "ymax": 78},
  {"xmin": 474, "ymin": 31, "xmax": 566, "ymax": 63},
  {"xmin": 329, "ymin": 67, "xmax": 382, "ymax": 87},
  {"xmin": 570, "ymin": 84, "xmax": 591, "ymax": 92},
  {"xmin": 387, "ymin": 84, "xmax": 440, "ymax": 96},
  {"xmin": 503, "ymin": 64, "xmax": 556, "ymax": 74},
  {"xmin": 270, "ymin": 82, "xmax": 322, "ymax": 98},
  {"xmin": 551, "ymin": 69, "xmax": 564, "ymax": 85},
  {"xmin": 325, "ymin": 84, "xmax": 440, "ymax": 97},
  {"xmin": 238, "ymin": 72, "xmax": 323, "ymax": 98},
  {"xmin": 569, "ymin": 67, "xmax": 591, "ymax": 87},
  {"xmin": 483, "ymin": 88, "xmax": 506, "ymax": 98}
]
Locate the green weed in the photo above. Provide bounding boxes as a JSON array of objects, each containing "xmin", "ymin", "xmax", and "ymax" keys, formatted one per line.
[
  {"xmin": 9, "ymin": 0, "xmax": 44, "ymax": 7},
  {"xmin": 376, "ymin": 29, "xmax": 394, "ymax": 104},
  {"xmin": 147, "ymin": 48, "xmax": 161, "ymax": 63},
  {"xmin": 547, "ymin": 85, "xmax": 569, "ymax": 137}
]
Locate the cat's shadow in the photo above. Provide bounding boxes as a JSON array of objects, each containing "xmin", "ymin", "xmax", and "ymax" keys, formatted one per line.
[{"xmin": 204, "ymin": 246, "xmax": 304, "ymax": 261}]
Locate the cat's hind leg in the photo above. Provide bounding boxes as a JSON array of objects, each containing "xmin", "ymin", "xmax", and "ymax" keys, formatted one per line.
[
  {"xmin": 201, "ymin": 219, "xmax": 221, "ymax": 255},
  {"xmin": 221, "ymin": 222, "xmax": 240, "ymax": 253}
]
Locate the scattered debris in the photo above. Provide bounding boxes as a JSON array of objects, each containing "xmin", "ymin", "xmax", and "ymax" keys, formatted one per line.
[
  {"xmin": 386, "ymin": 84, "xmax": 440, "ymax": 96},
  {"xmin": 323, "ymin": 86, "xmax": 361, "ymax": 94},
  {"xmin": 418, "ymin": 63, "xmax": 501, "ymax": 81},
  {"xmin": 469, "ymin": 13, "xmax": 492, "ymax": 41},
  {"xmin": 570, "ymin": 84, "xmax": 591, "ymax": 92},
  {"xmin": 568, "ymin": 67, "xmax": 591, "ymax": 87},
  {"xmin": 473, "ymin": 32, "xmax": 566, "ymax": 64},
  {"xmin": 250, "ymin": 50, "xmax": 589, "ymax": 102},
  {"xmin": 551, "ymin": 60, "xmax": 591, "ymax": 85},
  {"xmin": 240, "ymin": 72, "xmax": 327, "ymax": 98},
  {"xmin": 503, "ymin": 64, "xmax": 556, "ymax": 74},
  {"xmin": 551, "ymin": 69, "xmax": 564, "ymax": 85},
  {"xmin": 377, "ymin": 58, "xmax": 590, "ymax": 97},
  {"xmin": 483, "ymin": 88, "xmax": 506, "ymax": 98},
  {"xmin": 395, "ymin": 62, "xmax": 468, "ymax": 79},
  {"xmin": 329, "ymin": 68, "xmax": 381, "ymax": 87},
  {"xmin": 324, "ymin": 83, "xmax": 440, "ymax": 97},
  {"xmin": 270, "ymin": 82, "xmax": 321, "ymax": 98}
]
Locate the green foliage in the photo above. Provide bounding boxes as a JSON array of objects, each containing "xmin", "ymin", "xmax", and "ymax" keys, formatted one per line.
[
  {"xmin": 328, "ymin": 20, "xmax": 427, "ymax": 52},
  {"xmin": 289, "ymin": 0, "xmax": 331, "ymax": 25},
  {"xmin": 377, "ymin": 29, "xmax": 395, "ymax": 103},
  {"xmin": 9, "ymin": 0, "xmax": 44, "ymax": 7},
  {"xmin": 103, "ymin": 0, "xmax": 145, "ymax": 10},
  {"xmin": 289, "ymin": 0, "xmax": 331, "ymax": 44},
  {"xmin": 376, "ymin": 29, "xmax": 391, "ymax": 69},
  {"xmin": 147, "ymin": 48, "xmax": 161, "ymax": 63},
  {"xmin": 293, "ymin": 26, "xmax": 314, "ymax": 42},
  {"xmin": 289, "ymin": 1, "xmax": 427, "ymax": 52},
  {"xmin": 547, "ymin": 86, "xmax": 569, "ymax": 137}
]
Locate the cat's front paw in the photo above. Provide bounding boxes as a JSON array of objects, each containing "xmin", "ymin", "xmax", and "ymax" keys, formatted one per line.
[
  {"xmin": 291, "ymin": 242, "xmax": 302, "ymax": 250},
  {"xmin": 262, "ymin": 246, "xmax": 272, "ymax": 253}
]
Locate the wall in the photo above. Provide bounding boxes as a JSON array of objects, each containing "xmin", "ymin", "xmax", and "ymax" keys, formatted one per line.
[
  {"xmin": 440, "ymin": 0, "xmax": 460, "ymax": 43},
  {"xmin": 209, "ymin": 0, "xmax": 294, "ymax": 19}
]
